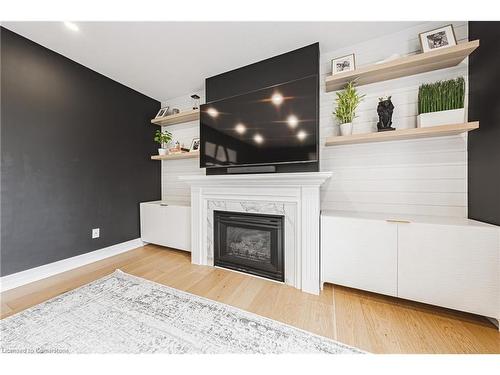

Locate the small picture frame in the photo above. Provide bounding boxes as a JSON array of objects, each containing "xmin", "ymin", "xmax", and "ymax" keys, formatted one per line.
[
  {"xmin": 331, "ymin": 54, "xmax": 356, "ymax": 75},
  {"xmin": 419, "ymin": 24, "xmax": 457, "ymax": 53},
  {"xmin": 155, "ymin": 107, "xmax": 169, "ymax": 119},
  {"xmin": 189, "ymin": 137, "xmax": 200, "ymax": 152}
]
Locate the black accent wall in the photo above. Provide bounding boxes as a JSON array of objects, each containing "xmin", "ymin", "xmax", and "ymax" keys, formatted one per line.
[
  {"xmin": 206, "ymin": 43, "xmax": 319, "ymax": 102},
  {"xmin": 468, "ymin": 22, "xmax": 500, "ymax": 226},
  {"xmin": 1, "ymin": 28, "xmax": 161, "ymax": 276}
]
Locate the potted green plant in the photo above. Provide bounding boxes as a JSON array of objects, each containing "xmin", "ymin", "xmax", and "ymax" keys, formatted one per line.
[
  {"xmin": 417, "ymin": 77, "xmax": 465, "ymax": 128},
  {"xmin": 154, "ymin": 129, "xmax": 173, "ymax": 155},
  {"xmin": 333, "ymin": 81, "xmax": 365, "ymax": 136}
]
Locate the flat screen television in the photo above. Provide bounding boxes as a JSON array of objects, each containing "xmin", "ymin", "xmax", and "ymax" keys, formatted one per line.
[{"xmin": 200, "ymin": 75, "xmax": 318, "ymax": 170}]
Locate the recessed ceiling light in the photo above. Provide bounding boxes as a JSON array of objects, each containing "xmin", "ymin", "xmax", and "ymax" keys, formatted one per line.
[
  {"xmin": 271, "ymin": 93, "xmax": 284, "ymax": 106},
  {"xmin": 253, "ymin": 134, "xmax": 264, "ymax": 144},
  {"xmin": 287, "ymin": 115, "xmax": 299, "ymax": 128},
  {"xmin": 235, "ymin": 123, "xmax": 246, "ymax": 134},
  {"xmin": 297, "ymin": 130, "xmax": 307, "ymax": 141},
  {"xmin": 64, "ymin": 22, "xmax": 80, "ymax": 32},
  {"xmin": 207, "ymin": 108, "xmax": 219, "ymax": 117}
]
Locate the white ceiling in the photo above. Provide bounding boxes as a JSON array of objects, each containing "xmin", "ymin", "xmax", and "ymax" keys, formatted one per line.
[{"xmin": 3, "ymin": 22, "xmax": 421, "ymax": 101}]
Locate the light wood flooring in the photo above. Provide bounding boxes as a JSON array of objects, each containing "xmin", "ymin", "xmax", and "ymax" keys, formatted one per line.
[{"xmin": 1, "ymin": 244, "xmax": 499, "ymax": 354}]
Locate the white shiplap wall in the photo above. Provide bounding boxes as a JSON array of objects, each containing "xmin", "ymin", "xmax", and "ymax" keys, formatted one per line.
[{"xmin": 160, "ymin": 21, "xmax": 469, "ymax": 218}]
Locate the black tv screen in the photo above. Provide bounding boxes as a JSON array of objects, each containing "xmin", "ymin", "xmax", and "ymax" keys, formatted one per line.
[{"xmin": 200, "ymin": 75, "xmax": 318, "ymax": 168}]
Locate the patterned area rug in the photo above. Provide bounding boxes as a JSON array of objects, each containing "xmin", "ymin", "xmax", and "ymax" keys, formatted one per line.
[{"xmin": 1, "ymin": 270, "xmax": 363, "ymax": 354}]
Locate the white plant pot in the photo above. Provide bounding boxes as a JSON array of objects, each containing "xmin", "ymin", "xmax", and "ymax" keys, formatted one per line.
[
  {"xmin": 158, "ymin": 148, "xmax": 167, "ymax": 156},
  {"xmin": 339, "ymin": 122, "xmax": 353, "ymax": 136},
  {"xmin": 417, "ymin": 108, "xmax": 465, "ymax": 128}
]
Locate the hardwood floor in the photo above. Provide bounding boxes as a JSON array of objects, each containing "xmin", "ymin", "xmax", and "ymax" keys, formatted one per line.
[{"xmin": 1, "ymin": 244, "xmax": 499, "ymax": 354}]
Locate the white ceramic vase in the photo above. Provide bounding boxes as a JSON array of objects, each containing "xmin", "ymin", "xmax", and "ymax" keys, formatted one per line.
[
  {"xmin": 339, "ymin": 122, "xmax": 353, "ymax": 136},
  {"xmin": 417, "ymin": 108, "xmax": 465, "ymax": 128},
  {"xmin": 158, "ymin": 148, "xmax": 168, "ymax": 156}
]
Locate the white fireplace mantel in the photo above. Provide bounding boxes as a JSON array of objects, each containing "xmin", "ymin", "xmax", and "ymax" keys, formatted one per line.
[
  {"xmin": 179, "ymin": 172, "xmax": 333, "ymax": 186},
  {"xmin": 179, "ymin": 172, "xmax": 332, "ymax": 295}
]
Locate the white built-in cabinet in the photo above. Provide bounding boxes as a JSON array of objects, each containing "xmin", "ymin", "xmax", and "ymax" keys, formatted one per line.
[
  {"xmin": 140, "ymin": 201, "xmax": 191, "ymax": 252},
  {"xmin": 321, "ymin": 210, "xmax": 500, "ymax": 321}
]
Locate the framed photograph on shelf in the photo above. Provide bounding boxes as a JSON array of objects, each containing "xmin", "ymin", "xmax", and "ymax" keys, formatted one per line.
[
  {"xmin": 419, "ymin": 25, "xmax": 457, "ymax": 53},
  {"xmin": 331, "ymin": 54, "xmax": 355, "ymax": 75},
  {"xmin": 155, "ymin": 107, "xmax": 169, "ymax": 119},
  {"xmin": 189, "ymin": 137, "xmax": 200, "ymax": 152}
]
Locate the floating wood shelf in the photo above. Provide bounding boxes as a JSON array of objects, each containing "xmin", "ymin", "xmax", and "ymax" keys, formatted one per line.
[
  {"xmin": 151, "ymin": 151, "xmax": 199, "ymax": 160},
  {"xmin": 324, "ymin": 122, "xmax": 479, "ymax": 146},
  {"xmin": 151, "ymin": 109, "xmax": 199, "ymax": 126},
  {"xmin": 325, "ymin": 40, "xmax": 479, "ymax": 92}
]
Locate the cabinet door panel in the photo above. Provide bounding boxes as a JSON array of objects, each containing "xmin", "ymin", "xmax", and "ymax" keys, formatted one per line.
[
  {"xmin": 321, "ymin": 216, "xmax": 398, "ymax": 296},
  {"xmin": 398, "ymin": 223, "xmax": 499, "ymax": 318},
  {"xmin": 140, "ymin": 203, "xmax": 165, "ymax": 245},
  {"xmin": 140, "ymin": 204, "xmax": 191, "ymax": 251}
]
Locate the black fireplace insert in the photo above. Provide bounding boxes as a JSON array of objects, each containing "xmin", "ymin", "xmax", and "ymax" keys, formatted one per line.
[{"xmin": 213, "ymin": 210, "xmax": 284, "ymax": 282}]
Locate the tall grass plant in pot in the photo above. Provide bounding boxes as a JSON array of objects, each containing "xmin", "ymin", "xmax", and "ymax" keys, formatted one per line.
[
  {"xmin": 417, "ymin": 77, "xmax": 465, "ymax": 127},
  {"xmin": 333, "ymin": 81, "xmax": 365, "ymax": 136}
]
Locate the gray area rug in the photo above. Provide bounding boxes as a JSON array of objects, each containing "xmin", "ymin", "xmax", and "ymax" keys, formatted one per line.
[{"xmin": 1, "ymin": 270, "xmax": 363, "ymax": 354}]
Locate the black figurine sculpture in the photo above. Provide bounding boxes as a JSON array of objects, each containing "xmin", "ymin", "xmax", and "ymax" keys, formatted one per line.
[{"xmin": 376, "ymin": 96, "xmax": 395, "ymax": 132}]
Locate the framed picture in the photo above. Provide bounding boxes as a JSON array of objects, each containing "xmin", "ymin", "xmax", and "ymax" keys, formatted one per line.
[
  {"xmin": 189, "ymin": 137, "xmax": 200, "ymax": 152},
  {"xmin": 331, "ymin": 54, "xmax": 355, "ymax": 75},
  {"xmin": 419, "ymin": 25, "xmax": 457, "ymax": 53},
  {"xmin": 155, "ymin": 107, "xmax": 169, "ymax": 119}
]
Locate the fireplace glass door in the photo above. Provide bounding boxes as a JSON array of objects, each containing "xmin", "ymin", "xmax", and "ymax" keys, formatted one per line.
[{"xmin": 213, "ymin": 210, "xmax": 284, "ymax": 282}]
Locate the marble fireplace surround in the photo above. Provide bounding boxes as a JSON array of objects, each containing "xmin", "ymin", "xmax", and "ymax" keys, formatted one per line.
[
  {"xmin": 207, "ymin": 200, "xmax": 296, "ymax": 284},
  {"xmin": 179, "ymin": 172, "xmax": 332, "ymax": 295}
]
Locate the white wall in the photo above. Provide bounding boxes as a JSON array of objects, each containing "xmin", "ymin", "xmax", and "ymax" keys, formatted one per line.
[
  {"xmin": 160, "ymin": 21, "xmax": 469, "ymax": 218},
  {"xmin": 160, "ymin": 90, "xmax": 204, "ymax": 204}
]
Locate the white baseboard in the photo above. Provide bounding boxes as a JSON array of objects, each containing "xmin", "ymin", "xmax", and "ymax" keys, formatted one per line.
[
  {"xmin": 486, "ymin": 317, "xmax": 500, "ymax": 331},
  {"xmin": 0, "ymin": 238, "xmax": 144, "ymax": 292}
]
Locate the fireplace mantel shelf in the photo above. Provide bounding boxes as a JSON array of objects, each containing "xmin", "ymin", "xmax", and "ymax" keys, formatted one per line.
[{"xmin": 179, "ymin": 172, "xmax": 333, "ymax": 186}]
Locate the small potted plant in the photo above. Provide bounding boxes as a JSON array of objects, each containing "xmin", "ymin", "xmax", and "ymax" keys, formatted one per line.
[
  {"xmin": 154, "ymin": 129, "xmax": 173, "ymax": 155},
  {"xmin": 333, "ymin": 81, "xmax": 365, "ymax": 136},
  {"xmin": 417, "ymin": 77, "xmax": 465, "ymax": 128}
]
